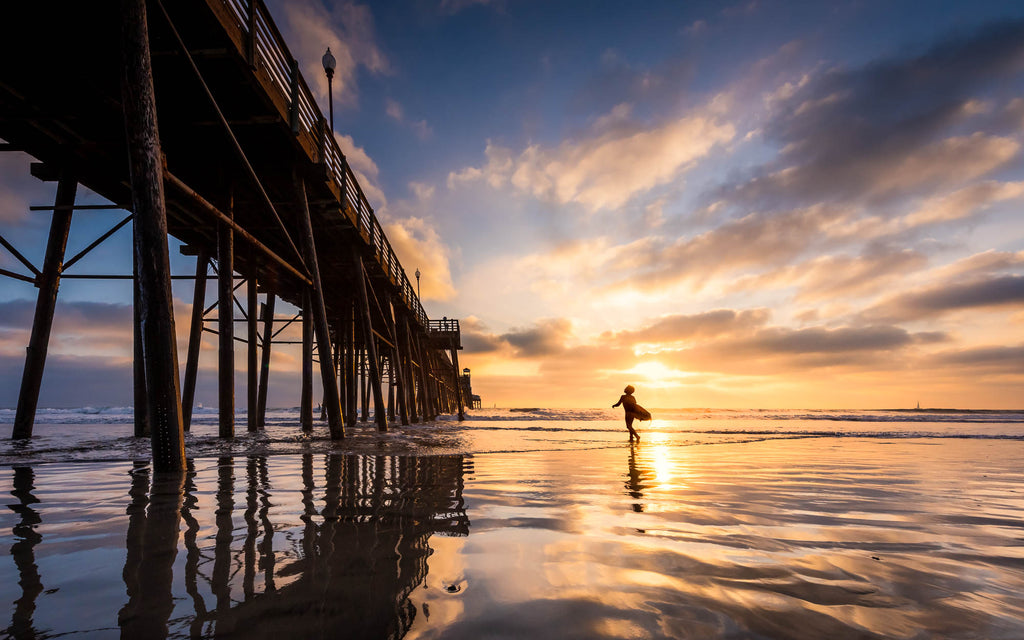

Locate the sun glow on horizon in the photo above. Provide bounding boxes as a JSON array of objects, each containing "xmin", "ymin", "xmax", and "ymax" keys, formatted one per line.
[{"xmin": 618, "ymin": 361, "xmax": 695, "ymax": 389}]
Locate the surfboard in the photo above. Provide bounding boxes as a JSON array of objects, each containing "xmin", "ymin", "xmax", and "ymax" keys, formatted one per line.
[{"xmin": 631, "ymin": 404, "xmax": 652, "ymax": 421}]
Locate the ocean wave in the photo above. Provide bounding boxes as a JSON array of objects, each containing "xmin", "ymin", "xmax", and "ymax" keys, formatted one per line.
[
  {"xmin": 3, "ymin": 406, "xmax": 1023, "ymax": 426},
  {"xmin": 461, "ymin": 408, "xmax": 1024, "ymax": 424}
]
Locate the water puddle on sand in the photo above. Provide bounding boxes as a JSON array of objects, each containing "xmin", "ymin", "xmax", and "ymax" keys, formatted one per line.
[{"xmin": 2, "ymin": 438, "xmax": 1024, "ymax": 638}]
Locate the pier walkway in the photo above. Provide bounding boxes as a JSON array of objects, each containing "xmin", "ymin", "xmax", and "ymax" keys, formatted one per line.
[{"xmin": 0, "ymin": 0, "xmax": 466, "ymax": 469}]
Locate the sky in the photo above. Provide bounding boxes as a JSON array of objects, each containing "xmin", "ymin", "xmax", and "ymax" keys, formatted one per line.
[{"xmin": 2, "ymin": 0, "xmax": 1024, "ymax": 410}]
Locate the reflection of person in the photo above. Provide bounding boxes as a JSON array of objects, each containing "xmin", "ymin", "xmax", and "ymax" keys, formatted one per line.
[
  {"xmin": 612, "ymin": 385, "xmax": 641, "ymax": 442},
  {"xmin": 626, "ymin": 443, "xmax": 649, "ymax": 512}
]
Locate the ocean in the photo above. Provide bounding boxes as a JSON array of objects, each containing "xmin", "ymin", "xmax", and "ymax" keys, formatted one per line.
[{"xmin": 2, "ymin": 406, "xmax": 1023, "ymax": 464}]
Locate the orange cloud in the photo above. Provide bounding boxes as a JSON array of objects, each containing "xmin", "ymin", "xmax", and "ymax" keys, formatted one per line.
[
  {"xmin": 448, "ymin": 103, "xmax": 735, "ymax": 211},
  {"xmin": 382, "ymin": 217, "xmax": 456, "ymax": 301}
]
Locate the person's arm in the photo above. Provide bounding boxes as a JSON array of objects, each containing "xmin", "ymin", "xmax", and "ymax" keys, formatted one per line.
[{"xmin": 612, "ymin": 395, "xmax": 623, "ymax": 408}]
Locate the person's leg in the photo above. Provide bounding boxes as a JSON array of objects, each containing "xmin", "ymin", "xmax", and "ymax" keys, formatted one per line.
[{"xmin": 626, "ymin": 415, "xmax": 638, "ymax": 441}]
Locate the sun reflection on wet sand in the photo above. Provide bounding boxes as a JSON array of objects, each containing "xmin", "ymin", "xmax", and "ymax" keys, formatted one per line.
[
  {"xmin": 1, "ymin": 438, "xmax": 1023, "ymax": 638},
  {"xmin": 415, "ymin": 438, "xmax": 1024, "ymax": 639}
]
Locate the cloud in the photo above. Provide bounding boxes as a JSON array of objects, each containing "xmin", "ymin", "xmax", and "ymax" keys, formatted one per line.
[
  {"xmin": 603, "ymin": 204, "xmax": 845, "ymax": 294},
  {"xmin": 925, "ymin": 344, "xmax": 1024, "ymax": 373},
  {"xmin": 0, "ymin": 353, "xmax": 133, "ymax": 408},
  {"xmin": 334, "ymin": 132, "xmax": 387, "ymax": 211},
  {"xmin": 902, "ymin": 180, "xmax": 1024, "ymax": 227},
  {"xmin": 382, "ymin": 217, "xmax": 456, "ymax": 301},
  {"xmin": 385, "ymin": 98, "xmax": 404, "ymax": 122},
  {"xmin": 448, "ymin": 102, "xmax": 735, "ymax": 211},
  {"xmin": 728, "ymin": 245, "xmax": 929, "ymax": 301},
  {"xmin": 683, "ymin": 20, "xmax": 708, "ymax": 36},
  {"xmin": 930, "ymin": 250, "xmax": 1024, "ymax": 280},
  {"xmin": 274, "ymin": 0, "xmax": 389, "ymax": 109},
  {"xmin": 738, "ymin": 324, "xmax": 914, "ymax": 355},
  {"xmin": 385, "ymin": 98, "xmax": 433, "ymax": 140},
  {"xmin": 459, "ymin": 316, "xmax": 506, "ymax": 354},
  {"xmin": 653, "ymin": 322, "xmax": 935, "ymax": 377},
  {"xmin": 0, "ymin": 299, "xmax": 133, "ymax": 357},
  {"xmin": 410, "ymin": 120, "xmax": 434, "ymax": 140},
  {"xmin": 862, "ymin": 275, "xmax": 1024, "ymax": 322},
  {"xmin": 458, "ymin": 317, "xmax": 575, "ymax": 358},
  {"xmin": 409, "ymin": 181, "xmax": 435, "ymax": 201},
  {"xmin": 716, "ymin": 18, "xmax": 1024, "ymax": 211},
  {"xmin": 612, "ymin": 309, "xmax": 770, "ymax": 346},
  {"xmin": 500, "ymin": 318, "xmax": 573, "ymax": 357}
]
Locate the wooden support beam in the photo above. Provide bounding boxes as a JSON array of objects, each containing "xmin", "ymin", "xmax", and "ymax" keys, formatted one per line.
[
  {"xmin": 296, "ymin": 180, "xmax": 343, "ymax": 438},
  {"xmin": 29, "ymin": 204, "xmax": 125, "ymax": 211},
  {"xmin": 300, "ymin": 291, "xmax": 313, "ymax": 432},
  {"xmin": 451, "ymin": 344, "xmax": 464, "ymax": 420},
  {"xmin": 412, "ymin": 332, "xmax": 429, "ymax": 421},
  {"xmin": 355, "ymin": 254, "xmax": 387, "ymax": 431},
  {"xmin": 217, "ymin": 199, "xmax": 234, "ymax": 439},
  {"xmin": 360, "ymin": 348, "xmax": 369, "ymax": 423},
  {"xmin": 418, "ymin": 334, "xmax": 437, "ymax": 421},
  {"xmin": 30, "ymin": 163, "xmax": 60, "ymax": 182},
  {"xmin": 0, "ymin": 268, "xmax": 35, "ymax": 284},
  {"xmin": 12, "ymin": 174, "xmax": 76, "ymax": 439},
  {"xmin": 0, "ymin": 233, "xmax": 40, "ymax": 277},
  {"xmin": 387, "ymin": 362, "xmax": 395, "ymax": 422},
  {"xmin": 345, "ymin": 299, "xmax": 356, "ymax": 429},
  {"xmin": 164, "ymin": 171, "xmax": 310, "ymax": 286},
  {"xmin": 402, "ymin": 316, "xmax": 419, "ymax": 424},
  {"xmin": 121, "ymin": 0, "xmax": 185, "ymax": 470},
  {"xmin": 182, "ymin": 251, "xmax": 209, "ymax": 431},
  {"xmin": 61, "ymin": 214, "xmax": 133, "ymax": 273},
  {"xmin": 133, "ymin": 248, "xmax": 149, "ymax": 438},
  {"xmin": 256, "ymin": 295, "xmax": 275, "ymax": 429},
  {"xmin": 247, "ymin": 267, "xmax": 258, "ymax": 432},
  {"xmin": 326, "ymin": 338, "xmax": 340, "ymax": 423},
  {"xmin": 389, "ymin": 300, "xmax": 409, "ymax": 426}
]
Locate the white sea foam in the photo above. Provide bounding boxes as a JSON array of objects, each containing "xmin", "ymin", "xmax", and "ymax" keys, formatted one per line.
[{"xmin": 2, "ymin": 406, "xmax": 1023, "ymax": 465}]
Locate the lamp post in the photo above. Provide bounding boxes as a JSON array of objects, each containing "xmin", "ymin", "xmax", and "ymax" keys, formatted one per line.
[
  {"xmin": 415, "ymin": 268, "xmax": 421, "ymax": 300},
  {"xmin": 322, "ymin": 47, "xmax": 336, "ymax": 130}
]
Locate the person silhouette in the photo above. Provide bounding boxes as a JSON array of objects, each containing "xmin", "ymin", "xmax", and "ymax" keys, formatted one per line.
[{"xmin": 612, "ymin": 385, "xmax": 642, "ymax": 441}]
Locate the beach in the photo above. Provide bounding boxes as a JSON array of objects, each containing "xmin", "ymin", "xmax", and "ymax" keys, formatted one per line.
[{"xmin": 2, "ymin": 410, "xmax": 1024, "ymax": 638}]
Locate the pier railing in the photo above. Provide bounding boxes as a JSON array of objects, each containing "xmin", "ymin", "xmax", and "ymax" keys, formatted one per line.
[
  {"xmin": 429, "ymin": 319, "xmax": 460, "ymax": 334},
  {"xmin": 211, "ymin": 0, "xmax": 428, "ymax": 327}
]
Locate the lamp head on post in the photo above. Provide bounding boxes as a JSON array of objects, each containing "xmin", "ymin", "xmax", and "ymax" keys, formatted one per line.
[
  {"xmin": 415, "ymin": 268, "xmax": 421, "ymax": 299},
  {"xmin": 321, "ymin": 47, "xmax": 336, "ymax": 80},
  {"xmin": 322, "ymin": 47, "xmax": 336, "ymax": 130}
]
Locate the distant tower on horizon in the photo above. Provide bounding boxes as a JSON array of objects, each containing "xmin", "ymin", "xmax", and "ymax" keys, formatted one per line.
[{"xmin": 461, "ymin": 368, "xmax": 482, "ymax": 410}]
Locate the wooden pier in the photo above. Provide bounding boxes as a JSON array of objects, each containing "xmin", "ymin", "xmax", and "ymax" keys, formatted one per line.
[{"xmin": 0, "ymin": 0, "xmax": 467, "ymax": 469}]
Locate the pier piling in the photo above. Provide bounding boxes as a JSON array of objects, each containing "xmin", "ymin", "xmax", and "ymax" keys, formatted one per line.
[{"xmin": 121, "ymin": 0, "xmax": 185, "ymax": 470}]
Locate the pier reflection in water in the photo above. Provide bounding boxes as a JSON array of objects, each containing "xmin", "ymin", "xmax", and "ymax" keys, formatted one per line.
[
  {"xmin": 4, "ymin": 454, "xmax": 470, "ymax": 639},
  {"xmin": 6, "ymin": 467, "xmax": 42, "ymax": 639}
]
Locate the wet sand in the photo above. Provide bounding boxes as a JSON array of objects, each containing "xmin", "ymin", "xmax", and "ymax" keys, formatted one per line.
[{"xmin": 2, "ymin": 436, "xmax": 1023, "ymax": 638}]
